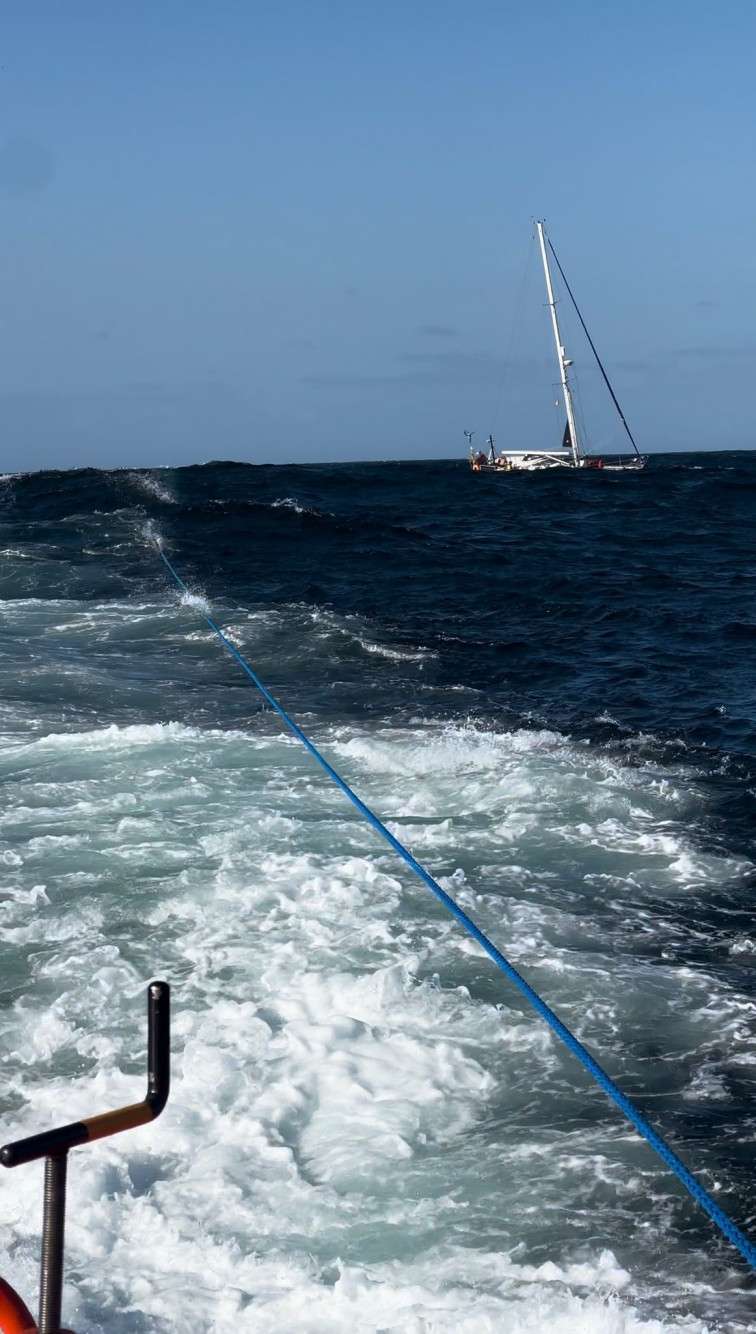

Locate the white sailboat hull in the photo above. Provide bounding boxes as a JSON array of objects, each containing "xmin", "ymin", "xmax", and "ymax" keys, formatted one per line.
[{"xmin": 472, "ymin": 452, "xmax": 648, "ymax": 474}]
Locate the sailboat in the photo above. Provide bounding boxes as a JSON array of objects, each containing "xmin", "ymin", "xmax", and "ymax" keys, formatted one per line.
[{"xmin": 468, "ymin": 221, "xmax": 648, "ymax": 473}]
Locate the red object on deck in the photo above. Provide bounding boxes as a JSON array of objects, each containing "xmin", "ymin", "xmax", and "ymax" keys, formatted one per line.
[{"xmin": 0, "ymin": 1277, "xmax": 36, "ymax": 1334}]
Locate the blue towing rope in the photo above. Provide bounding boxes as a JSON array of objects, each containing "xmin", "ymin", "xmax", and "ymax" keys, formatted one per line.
[{"xmin": 157, "ymin": 544, "xmax": 756, "ymax": 1272}]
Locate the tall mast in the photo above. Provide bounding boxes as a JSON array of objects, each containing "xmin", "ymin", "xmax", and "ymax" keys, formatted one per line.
[{"xmin": 536, "ymin": 220, "xmax": 581, "ymax": 465}]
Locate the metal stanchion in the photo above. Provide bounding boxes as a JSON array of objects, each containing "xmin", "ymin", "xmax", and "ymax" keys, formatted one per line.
[{"xmin": 0, "ymin": 981, "xmax": 170, "ymax": 1334}]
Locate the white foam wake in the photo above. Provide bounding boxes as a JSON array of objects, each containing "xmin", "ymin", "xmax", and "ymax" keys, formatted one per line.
[{"xmin": 0, "ymin": 716, "xmax": 750, "ymax": 1330}]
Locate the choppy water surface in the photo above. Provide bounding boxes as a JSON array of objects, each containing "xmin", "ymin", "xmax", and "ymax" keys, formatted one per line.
[{"xmin": 0, "ymin": 454, "xmax": 755, "ymax": 1332}]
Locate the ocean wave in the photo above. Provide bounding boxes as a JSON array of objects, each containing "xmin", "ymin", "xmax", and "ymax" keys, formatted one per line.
[
  {"xmin": 271, "ymin": 495, "xmax": 331, "ymax": 518},
  {"xmin": 1, "ymin": 456, "xmax": 755, "ymax": 1328},
  {"xmin": 125, "ymin": 471, "xmax": 177, "ymax": 504}
]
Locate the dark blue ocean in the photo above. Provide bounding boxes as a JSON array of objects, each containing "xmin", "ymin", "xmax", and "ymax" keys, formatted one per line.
[{"xmin": 0, "ymin": 453, "xmax": 754, "ymax": 1333}]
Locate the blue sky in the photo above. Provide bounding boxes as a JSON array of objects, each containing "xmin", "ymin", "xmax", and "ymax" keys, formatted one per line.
[{"xmin": 1, "ymin": 1, "xmax": 754, "ymax": 469}]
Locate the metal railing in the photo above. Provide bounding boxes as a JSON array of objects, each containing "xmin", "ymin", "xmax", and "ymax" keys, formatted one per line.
[{"xmin": 1, "ymin": 981, "xmax": 170, "ymax": 1334}]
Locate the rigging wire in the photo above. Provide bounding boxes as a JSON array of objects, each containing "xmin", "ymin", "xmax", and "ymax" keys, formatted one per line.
[
  {"xmin": 154, "ymin": 537, "xmax": 756, "ymax": 1275},
  {"xmin": 545, "ymin": 250, "xmax": 592, "ymax": 455},
  {"xmin": 547, "ymin": 236, "xmax": 642, "ymax": 457}
]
